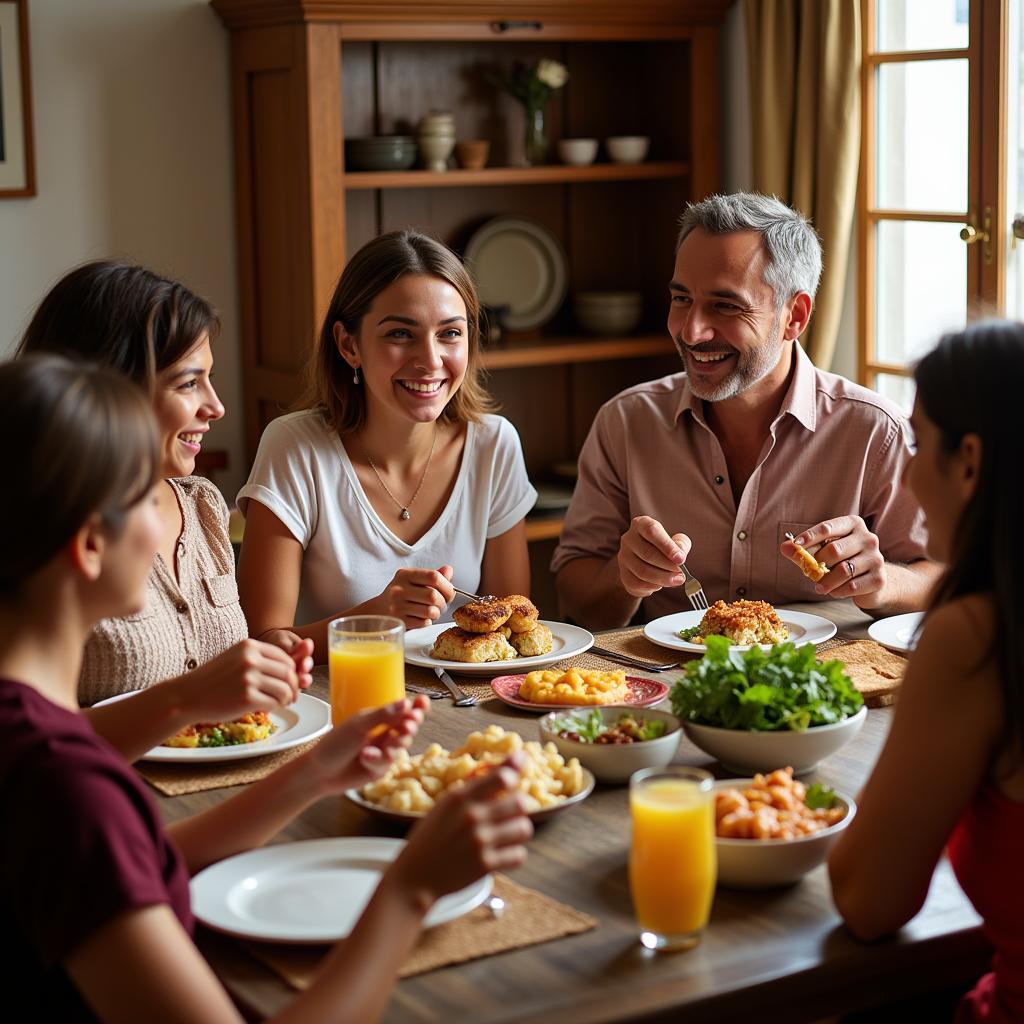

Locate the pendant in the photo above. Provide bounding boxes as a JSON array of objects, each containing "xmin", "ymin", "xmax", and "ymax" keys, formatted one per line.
[{"xmin": 400, "ymin": 508, "xmax": 411, "ymax": 521}]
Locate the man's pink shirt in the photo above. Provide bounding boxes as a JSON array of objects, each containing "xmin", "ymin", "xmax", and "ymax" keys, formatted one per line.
[{"xmin": 551, "ymin": 344, "xmax": 928, "ymax": 620}]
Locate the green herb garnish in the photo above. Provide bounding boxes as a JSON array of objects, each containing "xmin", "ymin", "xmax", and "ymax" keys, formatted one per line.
[
  {"xmin": 550, "ymin": 709, "xmax": 604, "ymax": 742},
  {"xmin": 668, "ymin": 635, "xmax": 863, "ymax": 732},
  {"xmin": 677, "ymin": 625, "xmax": 702, "ymax": 641},
  {"xmin": 804, "ymin": 782, "xmax": 838, "ymax": 809}
]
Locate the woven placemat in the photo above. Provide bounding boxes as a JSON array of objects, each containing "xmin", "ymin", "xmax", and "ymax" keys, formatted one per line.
[
  {"xmin": 243, "ymin": 873, "xmax": 596, "ymax": 987},
  {"xmin": 138, "ymin": 739, "xmax": 320, "ymax": 796}
]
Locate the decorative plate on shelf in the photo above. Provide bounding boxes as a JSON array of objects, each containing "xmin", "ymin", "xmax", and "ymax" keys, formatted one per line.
[{"xmin": 464, "ymin": 217, "xmax": 568, "ymax": 331}]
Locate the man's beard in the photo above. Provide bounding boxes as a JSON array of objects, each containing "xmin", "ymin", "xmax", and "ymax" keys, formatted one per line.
[{"xmin": 678, "ymin": 316, "xmax": 784, "ymax": 402}]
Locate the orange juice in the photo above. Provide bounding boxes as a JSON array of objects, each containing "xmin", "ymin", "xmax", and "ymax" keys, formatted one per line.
[
  {"xmin": 329, "ymin": 641, "xmax": 405, "ymax": 724},
  {"xmin": 629, "ymin": 774, "xmax": 716, "ymax": 947}
]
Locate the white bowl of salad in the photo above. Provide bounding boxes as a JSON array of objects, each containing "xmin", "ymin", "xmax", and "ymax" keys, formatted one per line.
[
  {"xmin": 538, "ymin": 706, "xmax": 682, "ymax": 784},
  {"xmin": 669, "ymin": 637, "xmax": 867, "ymax": 775}
]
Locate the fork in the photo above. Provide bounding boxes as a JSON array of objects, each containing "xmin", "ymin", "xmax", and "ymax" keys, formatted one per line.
[
  {"xmin": 452, "ymin": 586, "xmax": 498, "ymax": 604},
  {"xmin": 681, "ymin": 566, "xmax": 709, "ymax": 610},
  {"xmin": 589, "ymin": 645, "xmax": 682, "ymax": 673}
]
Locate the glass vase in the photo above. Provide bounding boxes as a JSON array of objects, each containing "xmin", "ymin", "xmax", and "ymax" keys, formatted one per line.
[{"xmin": 523, "ymin": 103, "xmax": 548, "ymax": 166}]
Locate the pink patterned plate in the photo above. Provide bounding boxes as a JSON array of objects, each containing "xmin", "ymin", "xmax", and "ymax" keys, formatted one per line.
[{"xmin": 489, "ymin": 674, "xmax": 670, "ymax": 712}]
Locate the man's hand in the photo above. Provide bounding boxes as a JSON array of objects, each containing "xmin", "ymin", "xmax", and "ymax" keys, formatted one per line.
[
  {"xmin": 616, "ymin": 516, "xmax": 692, "ymax": 598},
  {"xmin": 781, "ymin": 516, "xmax": 887, "ymax": 608}
]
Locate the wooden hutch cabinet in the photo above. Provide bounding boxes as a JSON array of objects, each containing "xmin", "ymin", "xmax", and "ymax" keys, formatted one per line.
[{"xmin": 211, "ymin": 0, "xmax": 728, "ymax": 605}]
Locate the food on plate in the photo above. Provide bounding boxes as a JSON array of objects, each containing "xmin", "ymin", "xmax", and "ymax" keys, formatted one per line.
[
  {"xmin": 505, "ymin": 594, "xmax": 539, "ymax": 632},
  {"xmin": 508, "ymin": 621, "xmax": 553, "ymax": 657},
  {"xmin": 163, "ymin": 711, "xmax": 276, "ymax": 748},
  {"xmin": 551, "ymin": 708, "xmax": 668, "ymax": 744},
  {"xmin": 453, "ymin": 599, "xmax": 512, "ymax": 634},
  {"xmin": 518, "ymin": 667, "xmax": 629, "ymax": 706},
  {"xmin": 678, "ymin": 599, "xmax": 789, "ymax": 645},
  {"xmin": 715, "ymin": 767, "xmax": 847, "ymax": 839},
  {"xmin": 786, "ymin": 533, "xmax": 830, "ymax": 583},
  {"xmin": 360, "ymin": 724, "xmax": 585, "ymax": 814},
  {"xmin": 430, "ymin": 626, "xmax": 517, "ymax": 663},
  {"xmin": 670, "ymin": 636, "xmax": 864, "ymax": 731}
]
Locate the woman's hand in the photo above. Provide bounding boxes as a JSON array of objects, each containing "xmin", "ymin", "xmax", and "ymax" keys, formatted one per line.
[
  {"xmin": 382, "ymin": 565, "xmax": 455, "ymax": 629},
  {"xmin": 387, "ymin": 754, "xmax": 533, "ymax": 909},
  {"xmin": 170, "ymin": 638, "xmax": 304, "ymax": 722},
  {"xmin": 259, "ymin": 629, "xmax": 314, "ymax": 690},
  {"xmin": 304, "ymin": 696, "xmax": 430, "ymax": 796}
]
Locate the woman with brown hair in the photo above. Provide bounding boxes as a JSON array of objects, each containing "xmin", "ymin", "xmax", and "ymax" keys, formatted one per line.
[
  {"xmin": 0, "ymin": 354, "xmax": 531, "ymax": 1022},
  {"xmin": 238, "ymin": 230, "xmax": 536, "ymax": 659},
  {"xmin": 18, "ymin": 260, "xmax": 312, "ymax": 761}
]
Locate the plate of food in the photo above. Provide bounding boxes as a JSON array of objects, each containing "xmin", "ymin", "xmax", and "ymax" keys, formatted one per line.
[
  {"xmin": 346, "ymin": 724, "xmax": 594, "ymax": 824},
  {"xmin": 644, "ymin": 600, "xmax": 837, "ymax": 654},
  {"xmin": 490, "ymin": 669, "xmax": 669, "ymax": 712},
  {"xmin": 404, "ymin": 594, "xmax": 594, "ymax": 675},
  {"xmin": 190, "ymin": 836, "xmax": 491, "ymax": 943},
  {"xmin": 867, "ymin": 611, "xmax": 924, "ymax": 654},
  {"xmin": 92, "ymin": 691, "xmax": 332, "ymax": 763}
]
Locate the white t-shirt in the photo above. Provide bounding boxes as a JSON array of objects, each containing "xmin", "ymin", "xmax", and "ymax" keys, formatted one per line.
[{"xmin": 237, "ymin": 410, "xmax": 537, "ymax": 626}]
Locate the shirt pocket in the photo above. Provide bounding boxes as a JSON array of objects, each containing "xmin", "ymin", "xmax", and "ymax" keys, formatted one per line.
[
  {"xmin": 203, "ymin": 572, "xmax": 241, "ymax": 608},
  {"xmin": 774, "ymin": 520, "xmax": 820, "ymax": 597}
]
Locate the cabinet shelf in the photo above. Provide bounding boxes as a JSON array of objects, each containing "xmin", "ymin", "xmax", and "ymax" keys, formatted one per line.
[
  {"xmin": 343, "ymin": 161, "xmax": 690, "ymax": 190},
  {"xmin": 481, "ymin": 335, "xmax": 675, "ymax": 370},
  {"xmin": 524, "ymin": 517, "xmax": 565, "ymax": 543}
]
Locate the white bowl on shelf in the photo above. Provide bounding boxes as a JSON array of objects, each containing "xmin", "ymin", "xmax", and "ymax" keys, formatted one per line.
[
  {"xmin": 713, "ymin": 779, "xmax": 857, "ymax": 888},
  {"xmin": 606, "ymin": 135, "xmax": 650, "ymax": 164},
  {"xmin": 681, "ymin": 706, "xmax": 867, "ymax": 776},
  {"xmin": 573, "ymin": 290, "xmax": 643, "ymax": 335},
  {"xmin": 557, "ymin": 138, "xmax": 599, "ymax": 166}
]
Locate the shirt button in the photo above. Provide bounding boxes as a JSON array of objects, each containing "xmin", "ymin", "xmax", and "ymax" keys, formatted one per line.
[
  {"xmin": 737, "ymin": 530, "xmax": 748, "ymax": 541},
  {"xmin": 737, "ymin": 587, "xmax": 747, "ymax": 596},
  {"xmin": 714, "ymin": 475, "xmax": 724, "ymax": 485},
  {"xmin": 185, "ymin": 657, "xmax": 198, "ymax": 671},
  {"xmin": 175, "ymin": 601, "xmax": 189, "ymax": 614}
]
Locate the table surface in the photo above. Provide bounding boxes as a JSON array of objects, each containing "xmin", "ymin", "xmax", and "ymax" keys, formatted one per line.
[{"xmin": 156, "ymin": 601, "xmax": 989, "ymax": 1023}]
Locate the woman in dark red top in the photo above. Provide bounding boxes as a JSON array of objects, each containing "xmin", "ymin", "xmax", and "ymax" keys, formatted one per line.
[
  {"xmin": 830, "ymin": 321, "xmax": 1024, "ymax": 1022},
  {"xmin": 0, "ymin": 355, "xmax": 532, "ymax": 1022}
]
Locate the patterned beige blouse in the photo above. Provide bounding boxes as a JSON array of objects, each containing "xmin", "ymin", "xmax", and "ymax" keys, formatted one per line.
[{"xmin": 78, "ymin": 476, "xmax": 248, "ymax": 706}]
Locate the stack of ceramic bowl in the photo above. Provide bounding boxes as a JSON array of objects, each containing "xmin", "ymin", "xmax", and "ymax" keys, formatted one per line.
[
  {"xmin": 417, "ymin": 111, "xmax": 456, "ymax": 171},
  {"xmin": 344, "ymin": 136, "xmax": 417, "ymax": 172},
  {"xmin": 574, "ymin": 291, "xmax": 643, "ymax": 335}
]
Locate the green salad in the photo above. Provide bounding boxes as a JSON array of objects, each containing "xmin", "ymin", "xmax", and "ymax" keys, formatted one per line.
[{"xmin": 669, "ymin": 635, "xmax": 863, "ymax": 732}]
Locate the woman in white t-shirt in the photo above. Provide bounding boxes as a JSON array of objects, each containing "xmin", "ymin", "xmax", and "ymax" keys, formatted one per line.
[{"xmin": 237, "ymin": 230, "xmax": 536, "ymax": 659}]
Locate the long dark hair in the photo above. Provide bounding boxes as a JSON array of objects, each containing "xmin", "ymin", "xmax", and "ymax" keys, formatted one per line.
[
  {"xmin": 0, "ymin": 355, "xmax": 160, "ymax": 598},
  {"xmin": 16, "ymin": 260, "xmax": 219, "ymax": 392},
  {"xmin": 304, "ymin": 230, "xmax": 493, "ymax": 436},
  {"xmin": 915, "ymin": 320, "xmax": 1024, "ymax": 760}
]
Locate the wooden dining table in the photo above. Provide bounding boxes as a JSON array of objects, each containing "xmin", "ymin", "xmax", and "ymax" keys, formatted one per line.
[{"xmin": 155, "ymin": 600, "xmax": 990, "ymax": 1022}]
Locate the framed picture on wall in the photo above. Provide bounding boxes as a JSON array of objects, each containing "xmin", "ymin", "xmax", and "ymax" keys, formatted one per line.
[{"xmin": 0, "ymin": 0, "xmax": 35, "ymax": 197}]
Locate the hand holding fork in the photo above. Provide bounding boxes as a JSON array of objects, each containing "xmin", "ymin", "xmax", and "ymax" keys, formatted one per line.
[{"xmin": 617, "ymin": 516, "xmax": 707, "ymax": 610}]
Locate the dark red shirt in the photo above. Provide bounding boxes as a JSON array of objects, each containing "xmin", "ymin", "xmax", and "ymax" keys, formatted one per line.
[{"xmin": 0, "ymin": 678, "xmax": 193, "ymax": 1021}]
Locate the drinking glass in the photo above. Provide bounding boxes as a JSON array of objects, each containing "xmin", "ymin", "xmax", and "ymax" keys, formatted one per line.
[
  {"xmin": 629, "ymin": 765, "xmax": 716, "ymax": 951},
  {"xmin": 328, "ymin": 616, "xmax": 405, "ymax": 725}
]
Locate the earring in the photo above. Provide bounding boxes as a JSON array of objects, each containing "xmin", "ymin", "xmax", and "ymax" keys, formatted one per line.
[{"xmin": 352, "ymin": 367, "xmax": 360, "ymax": 385}]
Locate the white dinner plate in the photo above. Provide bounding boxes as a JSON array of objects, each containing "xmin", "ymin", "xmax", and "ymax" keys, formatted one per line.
[
  {"xmin": 643, "ymin": 609, "xmax": 837, "ymax": 654},
  {"xmin": 191, "ymin": 837, "xmax": 491, "ymax": 943},
  {"xmin": 464, "ymin": 216, "xmax": 568, "ymax": 330},
  {"xmin": 92, "ymin": 691, "xmax": 332, "ymax": 763},
  {"xmin": 867, "ymin": 611, "xmax": 924, "ymax": 654},
  {"xmin": 404, "ymin": 619, "xmax": 594, "ymax": 676}
]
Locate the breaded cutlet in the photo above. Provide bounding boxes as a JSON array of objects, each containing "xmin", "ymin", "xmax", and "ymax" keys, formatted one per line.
[
  {"xmin": 431, "ymin": 626, "xmax": 518, "ymax": 663},
  {"xmin": 453, "ymin": 599, "xmax": 512, "ymax": 634}
]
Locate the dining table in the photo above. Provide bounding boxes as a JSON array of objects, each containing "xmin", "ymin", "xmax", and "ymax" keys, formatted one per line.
[{"xmin": 154, "ymin": 599, "xmax": 990, "ymax": 1022}]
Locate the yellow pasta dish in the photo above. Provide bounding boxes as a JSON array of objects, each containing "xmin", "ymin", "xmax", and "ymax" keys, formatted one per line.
[
  {"xmin": 360, "ymin": 725, "xmax": 584, "ymax": 814},
  {"xmin": 518, "ymin": 667, "xmax": 630, "ymax": 706},
  {"xmin": 163, "ymin": 710, "xmax": 276, "ymax": 748}
]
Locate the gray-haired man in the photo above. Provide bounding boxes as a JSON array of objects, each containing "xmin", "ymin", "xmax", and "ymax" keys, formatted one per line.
[{"xmin": 553, "ymin": 192, "xmax": 939, "ymax": 630}]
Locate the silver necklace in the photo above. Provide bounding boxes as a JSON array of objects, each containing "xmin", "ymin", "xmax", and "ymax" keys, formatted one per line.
[{"xmin": 361, "ymin": 430, "xmax": 437, "ymax": 521}]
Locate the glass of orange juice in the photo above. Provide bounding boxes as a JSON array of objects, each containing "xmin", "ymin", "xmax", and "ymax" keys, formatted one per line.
[
  {"xmin": 328, "ymin": 616, "xmax": 405, "ymax": 726},
  {"xmin": 629, "ymin": 765, "xmax": 716, "ymax": 951}
]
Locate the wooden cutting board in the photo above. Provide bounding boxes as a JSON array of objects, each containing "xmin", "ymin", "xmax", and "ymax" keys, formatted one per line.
[{"xmin": 824, "ymin": 640, "xmax": 908, "ymax": 708}]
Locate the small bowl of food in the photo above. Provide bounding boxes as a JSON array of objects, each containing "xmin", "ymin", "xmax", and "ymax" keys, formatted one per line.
[
  {"xmin": 539, "ymin": 706, "xmax": 682, "ymax": 783},
  {"xmin": 670, "ymin": 633, "xmax": 867, "ymax": 774},
  {"xmin": 713, "ymin": 768, "xmax": 856, "ymax": 888}
]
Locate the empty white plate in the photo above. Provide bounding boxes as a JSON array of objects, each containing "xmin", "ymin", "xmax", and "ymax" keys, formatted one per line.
[
  {"xmin": 867, "ymin": 611, "xmax": 924, "ymax": 654},
  {"xmin": 191, "ymin": 836, "xmax": 492, "ymax": 943}
]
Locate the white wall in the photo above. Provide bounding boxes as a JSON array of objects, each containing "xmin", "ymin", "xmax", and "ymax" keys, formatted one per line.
[{"xmin": 0, "ymin": 0, "xmax": 245, "ymax": 500}]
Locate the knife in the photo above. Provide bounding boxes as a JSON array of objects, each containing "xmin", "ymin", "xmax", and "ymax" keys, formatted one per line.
[
  {"xmin": 433, "ymin": 666, "xmax": 477, "ymax": 706},
  {"xmin": 404, "ymin": 682, "xmax": 446, "ymax": 700}
]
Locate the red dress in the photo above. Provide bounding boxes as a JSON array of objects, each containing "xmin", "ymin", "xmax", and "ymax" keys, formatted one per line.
[{"xmin": 948, "ymin": 784, "xmax": 1024, "ymax": 1022}]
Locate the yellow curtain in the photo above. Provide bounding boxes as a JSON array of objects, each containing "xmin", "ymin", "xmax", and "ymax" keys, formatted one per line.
[{"xmin": 744, "ymin": 0, "xmax": 861, "ymax": 369}]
